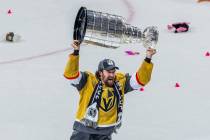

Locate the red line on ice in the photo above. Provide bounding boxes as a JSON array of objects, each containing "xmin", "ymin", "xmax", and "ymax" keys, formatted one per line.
[
  {"xmin": 121, "ymin": 0, "xmax": 135, "ymax": 23},
  {"xmin": 0, "ymin": 48, "xmax": 71, "ymax": 65}
]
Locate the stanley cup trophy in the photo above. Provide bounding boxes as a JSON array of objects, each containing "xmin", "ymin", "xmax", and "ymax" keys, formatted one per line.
[{"xmin": 73, "ymin": 7, "xmax": 159, "ymax": 49}]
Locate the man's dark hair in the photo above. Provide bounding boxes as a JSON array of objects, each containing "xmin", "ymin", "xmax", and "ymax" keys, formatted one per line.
[{"xmin": 95, "ymin": 70, "xmax": 101, "ymax": 80}]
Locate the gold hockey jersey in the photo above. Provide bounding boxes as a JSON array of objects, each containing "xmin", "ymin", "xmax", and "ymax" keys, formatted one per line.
[{"xmin": 64, "ymin": 54, "xmax": 153, "ymax": 127}]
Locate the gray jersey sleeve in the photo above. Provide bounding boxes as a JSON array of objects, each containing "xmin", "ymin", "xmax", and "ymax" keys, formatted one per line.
[
  {"xmin": 124, "ymin": 73, "xmax": 135, "ymax": 94},
  {"xmin": 71, "ymin": 72, "xmax": 88, "ymax": 91}
]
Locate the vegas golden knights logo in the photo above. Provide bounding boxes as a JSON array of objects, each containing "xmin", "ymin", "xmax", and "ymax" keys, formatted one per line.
[{"xmin": 99, "ymin": 90, "xmax": 116, "ymax": 112}]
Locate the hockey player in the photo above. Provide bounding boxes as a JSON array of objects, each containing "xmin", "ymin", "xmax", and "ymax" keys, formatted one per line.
[{"xmin": 64, "ymin": 28, "xmax": 158, "ymax": 140}]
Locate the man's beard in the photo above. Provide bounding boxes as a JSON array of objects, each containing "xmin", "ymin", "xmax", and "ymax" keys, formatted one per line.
[{"xmin": 103, "ymin": 77, "xmax": 115, "ymax": 87}]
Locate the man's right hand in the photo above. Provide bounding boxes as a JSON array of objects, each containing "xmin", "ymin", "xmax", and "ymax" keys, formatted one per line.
[{"xmin": 72, "ymin": 40, "xmax": 80, "ymax": 50}]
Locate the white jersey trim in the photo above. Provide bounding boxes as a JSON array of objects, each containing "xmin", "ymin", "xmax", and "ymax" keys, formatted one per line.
[
  {"xmin": 75, "ymin": 119, "xmax": 121, "ymax": 128},
  {"xmin": 130, "ymin": 73, "xmax": 143, "ymax": 89},
  {"xmin": 69, "ymin": 72, "xmax": 82, "ymax": 85}
]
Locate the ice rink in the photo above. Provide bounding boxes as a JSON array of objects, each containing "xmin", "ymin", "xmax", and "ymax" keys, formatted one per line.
[{"xmin": 1, "ymin": 0, "xmax": 210, "ymax": 139}]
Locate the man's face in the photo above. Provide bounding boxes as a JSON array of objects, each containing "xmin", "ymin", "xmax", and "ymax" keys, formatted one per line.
[{"xmin": 100, "ymin": 69, "xmax": 116, "ymax": 87}]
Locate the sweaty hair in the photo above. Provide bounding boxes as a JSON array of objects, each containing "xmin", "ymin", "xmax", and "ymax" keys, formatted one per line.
[{"xmin": 95, "ymin": 70, "xmax": 101, "ymax": 80}]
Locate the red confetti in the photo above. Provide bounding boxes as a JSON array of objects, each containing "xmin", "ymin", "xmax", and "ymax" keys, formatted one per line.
[
  {"xmin": 140, "ymin": 87, "xmax": 144, "ymax": 91},
  {"xmin": 205, "ymin": 51, "xmax": 210, "ymax": 57},
  {"xmin": 125, "ymin": 50, "xmax": 140, "ymax": 56},
  {"xmin": 175, "ymin": 83, "xmax": 180, "ymax": 88}
]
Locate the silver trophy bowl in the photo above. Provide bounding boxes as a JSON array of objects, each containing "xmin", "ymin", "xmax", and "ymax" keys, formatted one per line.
[{"xmin": 73, "ymin": 7, "xmax": 158, "ymax": 49}]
